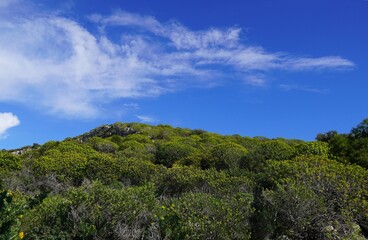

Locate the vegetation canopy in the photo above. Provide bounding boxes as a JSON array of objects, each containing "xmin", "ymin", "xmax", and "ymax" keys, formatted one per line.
[{"xmin": 1, "ymin": 120, "xmax": 368, "ymax": 239}]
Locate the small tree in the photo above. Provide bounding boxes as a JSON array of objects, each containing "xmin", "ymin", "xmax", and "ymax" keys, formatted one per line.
[{"xmin": 351, "ymin": 118, "xmax": 368, "ymax": 139}]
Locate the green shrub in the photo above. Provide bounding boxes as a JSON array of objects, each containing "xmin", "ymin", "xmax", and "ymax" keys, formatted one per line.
[
  {"xmin": 87, "ymin": 137, "xmax": 118, "ymax": 153},
  {"xmin": 159, "ymin": 192, "xmax": 254, "ymax": 240},
  {"xmin": 116, "ymin": 158, "xmax": 159, "ymax": 185},
  {"xmin": 202, "ymin": 142, "xmax": 248, "ymax": 170},
  {"xmin": 262, "ymin": 156, "xmax": 368, "ymax": 239},
  {"xmin": 0, "ymin": 151, "xmax": 21, "ymax": 172},
  {"xmin": 257, "ymin": 140, "xmax": 295, "ymax": 161},
  {"xmin": 0, "ymin": 190, "xmax": 28, "ymax": 239},
  {"xmin": 295, "ymin": 141, "xmax": 329, "ymax": 157},
  {"xmin": 85, "ymin": 153, "xmax": 119, "ymax": 184},
  {"xmin": 33, "ymin": 149, "xmax": 88, "ymax": 183},
  {"xmin": 154, "ymin": 166, "xmax": 254, "ymax": 197},
  {"xmin": 155, "ymin": 142, "xmax": 199, "ymax": 167},
  {"xmin": 117, "ymin": 140, "xmax": 153, "ymax": 160},
  {"xmin": 260, "ymin": 182, "xmax": 327, "ymax": 239},
  {"xmin": 38, "ymin": 141, "xmax": 59, "ymax": 155},
  {"xmin": 22, "ymin": 182, "xmax": 159, "ymax": 239},
  {"xmin": 109, "ymin": 135, "xmax": 124, "ymax": 146},
  {"xmin": 153, "ymin": 166, "xmax": 204, "ymax": 196},
  {"xmin": 123, "ymin": 134, "xmax": 152, "ymax": 144},
  {"xmin": 242, "ymin": 140, "xmax": 295, "ymax": 172}
]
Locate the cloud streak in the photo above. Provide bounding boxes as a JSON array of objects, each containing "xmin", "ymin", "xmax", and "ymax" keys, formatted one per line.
[
  {"xmin": 0, "ymin": 8, "xmax": 355, "ymax": 118},
  {"xmin": 279, "ymin": 84, "xmax": 330, "ymax": 94},
  {"xmin": 0, "ymin": 112, "xmax": 20, "ymax": 138},
  {"xmin": 136, "ymin": 115, "xmax": 158, "ymax": 123}
]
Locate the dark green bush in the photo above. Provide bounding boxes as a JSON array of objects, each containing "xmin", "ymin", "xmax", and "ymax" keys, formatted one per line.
[
  {"xmin": 202, "ymin": 142, "xmax": 248, "ymax": 170},
  {"xmin": 22, "ymin": 182, "xmax": 159, "ymax": 239},
  {"xmin": 155, "ymin": 142, "xmax": 199, "ymax": 167},
  {"xmin": 159, "ymin": 192, "xmax": 254, "ymax": 240}
]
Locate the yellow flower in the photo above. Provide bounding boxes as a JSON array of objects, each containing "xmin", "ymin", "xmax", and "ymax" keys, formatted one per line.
[
  {"xmin": 18, "ymin": 232, "xmax": 24, "ymax": 239},
  {"xmin": 18, "ymin": 215, "xmax": 23, "ymax": 219}
]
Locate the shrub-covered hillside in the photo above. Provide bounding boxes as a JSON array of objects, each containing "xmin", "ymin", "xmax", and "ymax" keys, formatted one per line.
[{"xmin": 1, "ymin": 121, "xmax": 368, "ymax": 239}]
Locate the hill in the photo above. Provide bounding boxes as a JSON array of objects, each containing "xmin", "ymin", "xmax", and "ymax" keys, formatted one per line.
[{"xmin": 1, "ymin": 121, "xmax": 368, "ymax": 239}]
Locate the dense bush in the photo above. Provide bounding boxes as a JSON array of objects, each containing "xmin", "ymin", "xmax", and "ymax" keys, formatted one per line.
[
  {"xmin": 118, "ymin": 140, "xmax": 154, "ymax": 160},
  {"xmin": 259, "ymin": 156, "xmax": 368, "ymax": 239},
  {"xmin": 0, "ymin": 190, "xmax": 27, "ymax": 239},
  {"xmin": 155, "ymin": 142, "xmax": 199, "ymax": 167},
  {"xmin": 1, "ymin": 120, "xmax": 367, "ymax": 239},
  {"xmin": 87, "ymin": 137, "xmax": 119, "ymax": 153},
  {"xmin": 21, "ymin": 181, "xmax": 159, "ymax": 239},
  {"xmin": 202, "ymin": 142, "xmax": 248, "ymax": 170},
  {"xmin": 0, "ymin": 151, "xmax": 21, "ymax": 172},
  {"xmin": 295, "ymin": 141, "xmax": 329, "ymax": 157},
  {"xmin": 159, "ymin": 192, "xmax": 254, "ymax": 240}
]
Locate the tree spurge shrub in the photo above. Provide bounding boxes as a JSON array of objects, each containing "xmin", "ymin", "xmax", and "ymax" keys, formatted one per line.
[{"xmin": 0, "ymin": 120, "xmax": 367, "ymax": 239}]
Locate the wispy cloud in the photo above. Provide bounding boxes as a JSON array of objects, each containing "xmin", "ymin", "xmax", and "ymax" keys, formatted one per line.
[
  {"xmin": 286, "ymin": 56, "xmax": 354, "ymax": 70},
  {"xmin": 136, "ymin": 115, "xmax": 158, "ymax": 123},
  {"xmin": 123, "ymin": 103, "xmax": 140, "ymax": 110},
  {"xmin": 279, "ymin": 84, "xmax": 330, "ymax": 94},
  {"xmin": 0, "ymin": 112, "xmax": 20, "ymax": 138},
  {"xmin": 244, "ymin": 74, "xmax": 267, "ymax": 86},
  {"xmin": 91, "ymin": 11, "xmax": 241, "ymax": 50},
  {"xmin": 0, "ymin": 6, "xmax": 354, "ymax": 118}
]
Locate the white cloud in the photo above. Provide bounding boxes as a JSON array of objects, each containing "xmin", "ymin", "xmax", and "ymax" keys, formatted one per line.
[
  {"xmin": 0, "ymin": 8, "xmax": 355, "ymax": 118},
  {"xmin": 136, "ymin": 115, "xmax": 158, "ymax": 123},
  {"xmin": 0, "ymin": 17, "xmax": 167, "ymax": 118},
  {"xmin": 0, "ymin": 112, "xmax": 20, "ymax": 138}
]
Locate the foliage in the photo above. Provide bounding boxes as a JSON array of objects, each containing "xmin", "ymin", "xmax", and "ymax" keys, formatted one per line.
[
  {"xmin": 261, "ymin": 181, "xmax": 327, "ymax": 239},
  {"xmin": 317, "ymin": 119, "xmax": 368, "ymax": 168},
  {"xmin": 351, "ymin": 118, "xmax": 368, "ymax": 139},
  {"xmin": 1, "ymin": 120, "xmax": 368, "ymax": 239},
  {"xmin": 155, "ymin": 141, "xmax": 198, "ymax": 167},
  {"xmin": 295, "ymin": 141, "xmax": 329, "ymax": 157},
  {"xmin": 118, "ymin": 140, "xmax": 154, "ymax": 160},
  {"xmin": 202, "ymin": 142, "xmax": 248, "ymax": 170},
  {"xmin": 242, "ymin": 140, "xmax": 295, "ymax": 172},
  {"xmin": 87, "ymin": 137, "xmax": 119, "ymax": 153},
  {"xmin": 116, "ymin": 157, "xmax": 160, "ymax": 186},
  {"xmin": 22, "ymin": 181, "xmax": 159, "ymax": 239},
  {"xmin": 159, "ymin": 192, "xmax": 253, "ymax": 240},
  {"xmin": 84, "ymin": 153, "xmax": 119, "ymax": 184},
  {"xmin": 153, "ymin": 166, "xmax": 253, "ymax": 197},
  {"xmin": 123, "ymin": 134, "xmax": 152, "ymax": 144},
  {"xmin": 255, "ymin": 140, "xmax": 295, "ymax": 161},
  {"xmin": 0, "ymin": 152, "xmax": 21, "ymax": 188},
  {"xmin": 260, "ymin": 156, "xmax": 368, "ymax": 239},
  {"xmin": 0, "ymin": 151, "xmax": 21, "ymax": 172},
  {"xmin": 0, "ymin": 190, "xmax": 27, "ymax": 239}
]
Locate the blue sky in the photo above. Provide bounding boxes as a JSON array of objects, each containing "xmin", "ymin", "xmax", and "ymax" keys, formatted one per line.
[{"xmin": 0, "ymin": 0, "xmax": 367, "ymax": 149}]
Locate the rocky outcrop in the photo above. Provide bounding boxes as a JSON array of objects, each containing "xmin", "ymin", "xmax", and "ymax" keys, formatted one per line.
[
  {"xmin": 9, "ymin": 143, "xmax": 40, "ymax": 156},
  {"xmin": 76, "ymin": 123, "xmax": 138, "ymax": 142}
]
